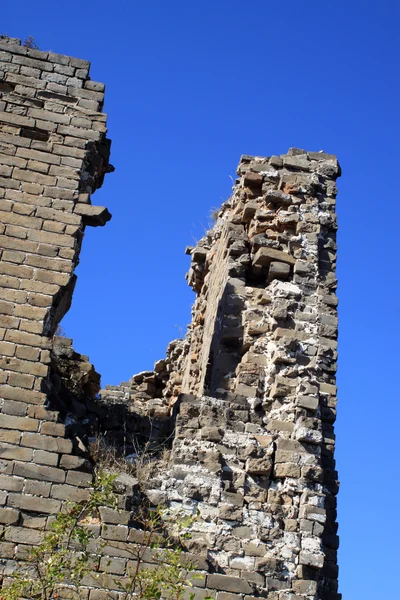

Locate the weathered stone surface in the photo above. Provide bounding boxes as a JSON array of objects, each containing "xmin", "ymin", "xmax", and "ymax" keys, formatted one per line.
[{"xmin": 253, "ymin": 247, "xmax": 296, "ymax": 267}]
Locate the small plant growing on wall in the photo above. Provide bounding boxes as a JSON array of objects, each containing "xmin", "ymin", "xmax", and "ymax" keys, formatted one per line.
[
  {"xmin": 0, "ymin": 471, "xmax": 213, "ymax": 600},
  {"xmin": 0, "ymin": 470, "xmax": 117, "ymax": 600},
  {"xmin": 22, "ymin": 36, "xmax": 38, "ymax": 49}
]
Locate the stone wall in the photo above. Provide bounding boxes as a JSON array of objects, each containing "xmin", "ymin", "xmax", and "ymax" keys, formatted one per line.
[
  {"xmin": 100, "ymin": 150, "xmax": 341, "ymax": 599},
  {"xmin": 0, "ymin": 37, "xmax": 341, "ymax": 600}
]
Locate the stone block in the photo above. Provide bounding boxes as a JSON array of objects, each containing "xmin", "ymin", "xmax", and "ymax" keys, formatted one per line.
[
  {"xmin": 268, "ymin": 261, "xmax": 290, "ymax": 282},
  {"xmin": 21, "ymin": 432, "xmax": 73, "ymax": 453},
  {"xmin": 296, "ymin": 395, "xmax": 319, "ymax": 410},
  {"xmin": 206, "ymin": 574, "xmax": 252, "ymax": 594},
  {"xmin": 0, "ymin": 507, "xmax": 20, "ymax": 525},
  {"xmin": 0, "ymin": 443, "xmax": 33, "ymax": 462},
  {"xmin": 265, "ymin": 189, "xmax": 292, "ymax": 205},
  {"xmin": 8, "ymin": 493, "xmax": 61, "ymax": 514},
  {"xmin": 243, "ymin": 171, "xmax": 263, "ymax": 187},
  {"xmin": 299, "ymin": 550, "xmax": 324, "ymax": 569},
  {"xmin": 4, "ymin": 525, "xmax": 44, "ymax": 544},
  {"xmin": 274, "ymin": 463, "xmax": 301, "ymax": 478},
  {"xmin": 51, "ymin": 484, "xmax": 90, "ymax": 502},
  {"xmin": 253, "ymin": 247, "xmax": 296, "ymax": 268},
  {"xmin": 246, "ymin": 457, "xmax": 272, "ymax": 476},
  {"xmin": 101, "ymin": 524, "xmax": 129, "ymax": 542}
]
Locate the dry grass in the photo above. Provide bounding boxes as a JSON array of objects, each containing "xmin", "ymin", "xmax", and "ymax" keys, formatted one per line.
[{"xmin": 88, "ymin": 435, "xmax": 171, "ymax": 491}]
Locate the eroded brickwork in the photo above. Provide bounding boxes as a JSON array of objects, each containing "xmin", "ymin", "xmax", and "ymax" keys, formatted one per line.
[
  {"xmin": 101, "ymin": 152, "xmax": 341, "ymax": 599},
  {"xmin": 0, "ymin": 36, "xmax": 341, "ymax": 600}
]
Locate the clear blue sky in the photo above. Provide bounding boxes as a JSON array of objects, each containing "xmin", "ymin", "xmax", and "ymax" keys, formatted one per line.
[{"xmin": 4, "ymin": 1, "xmax": 400, "ymax": 597}]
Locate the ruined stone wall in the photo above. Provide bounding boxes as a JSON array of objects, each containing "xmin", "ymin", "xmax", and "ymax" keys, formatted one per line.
[
  {"xmin": 101, "ymin": 152, "xmax": 341, "ymax": 599},
  {"xmin": 0, "ymin": 37, "xmax": 341, "ymax": 600},
  {"xmin": 144, "ymin": 151, "xmax": 341, "ymax": 600}
]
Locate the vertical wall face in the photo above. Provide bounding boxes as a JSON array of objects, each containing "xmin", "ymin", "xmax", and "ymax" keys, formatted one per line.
[
  {"xmin": 147, "ymin": 149, "xmax": 341, "ymax": 600},
  {"xmin": 0, "ymin": 34, "xmax": 113, "ymax": 567}
]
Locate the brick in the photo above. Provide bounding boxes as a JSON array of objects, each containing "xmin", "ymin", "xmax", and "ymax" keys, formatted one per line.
[
  {"xmin": 0, "ymin": 443, "xmax": 33, "ymax": 462},
  {"xmin": 0, "ymin": 209, "xmax": 42, "ymax": 230},
  {"xmin": 53, "ymin": 144, "xmax": 85, "ymax": 159},
  {"xmin": 101, "ymin": 524, "xmax": 129, "ymax": 542},
  {"xmin": 98, "ymin": 507, "xmax": 130, "ymax": 526},
  {"xmin": 51, "ymin": 484, "xmax": 90, "ymax": 502},
  {"xmin": 0, "ymin": 289, "xmax": 27, "ymax": 303},
  {"xmin": 0, "ymin": 176, "xmax": 19, "ymax": 189},
  {"xmin": 57, "ymin": 124, "xmax": 100, "ymax": 141},
  {"xmin": 0, "ymin": 474, "xmax": 23, "ymax": 492},
  {"xmin": 33, "ymin": 449, "xmax": 59, "ymax": 466},
  {"xmin": 14, "ymin": 305, "xmax": 48, "ymax": 321},
  {"xmin": 13, "ymin": 461, "xmax": 65, "ymax": 483},
  {"xmin": 28, "ymin": 293, "xmax": 53, "ymax": 307},
  {"xmin": 0, "ymin": 429, "xmax": 21, "ymax": 444},
  {"xmin": 43, "ymin": 220, "xmax": 66, "ymax": 233},
  {"xmin": 0, "ymin": 131, "xmax": 30, "ymax": 148},
  {"xmin": 0, "ymin": 111, "xmax": 35, "ymax": 127},
  {"xmin": 16, "ymin": 147, "xmax": 60, "ymax": 165},
  {"xmin": 0, "ymin": 237, "xmax": 34, "ymax": 256},
  {"xmin": 27, "ymin": 228, "xmax": 75, "ymax": 248},
  {"xmin": 21, "ymin": 181, "xmax": 45, "ymax": 195},
  {"xmin": 12, "ymin": 54, "xmax": 53, "ymax": 72},
  {"xmin": 0, "ymin": 341, "xmax": 15, "ymax": 356},
  {"xmin": 319, "ymin": 382, "xmax": 337, "ymax": 395},
  {"xmin": 15, "ymin": 346, "xmax": 41, "ymax": 362},
  {"xmin": 0, "ymin": 164, "xmax": 12, "ymax": 177},
  {"xmin": 40, "ymin": 421, "xmax": 65, "ymax": 436},
  {"xmin": 0, "ymin": 313, "xmax": 19, "ymax": 328},
  {"xmin": 13, "ymin": 167, "xmax": 56, "ymax": 187},
  {"xmin": 2, "ymin": 250, "xmax": 25, "ymax": 263},
  {"xmin": 59, "ymin": 454, "xmax": 88, "ymax": 469},
  {"xmin": 27, "ymin": 108, "xmax": 71, "ymax": 125},
  {"xmin": 25, "ymin": 254, "xmax": 72, "ymax": 274},
  {"xmin": 0, "ymin": 414, "xmax": 39, "ymax": 432},
  {"xmin": 99, "ymin": 556, "xmax": 127, "ymax": 575},
  {"xmin": 4, "ymin": 225, "xmax": 28, "ymax": 239},
  {"xmin": 36, "ymin": 243, "xmax": 59, "ymax": 257},
  {"xmin": 7, "ymin": 372, "xmax": 35, "ymax": 389},
  {"xmin": 0, "ymin": 199, "xmax": 13, "ymax": 212},
  {"xmin": 5, "ymin": 329, "xmax": 51, "ymax": 349},
  {"xmin": 56, "ymin": 176, "xmax": 79, "ymax": 190},
  {"xmin": 27, "ymin": 159, "xmax": 50, "ymax": 174},
  {"xmin": 1, "ymin": 399, "xmax": 27, "ymax": 416},
  {"xmin": 24, "ymin": 479, "xmax": 51, "ymax": 497},
  {"xmin": 4, "ymin": 524, "xmax": 45, "ymax": 543},
  {"xmin": 0, "ymin": 506, "xmax": 20, "ymax": 525},
  {"xmin": 0, "ymin": 274, "xmax": 20, "ymax": 290},
  {"xmin": 0, "ymin": 541, "xmax": 16, "ymax": 559},
  {"xmin": 0, "ymin": 261, "xmax": 34, "ymax": 280},
  {"xmin": 206, "ymin": 574, "xmax": 252, "ymax": 594},
  {"xmin": 27, "ymin": 406, "xmax": 58, "ymax": 421},
  {"xmin": 0, "ymin": 384, "xmax": 46, "ymax": 404},
  {"xmin": 35, "ymin": 206, "xmax": 81, "ymax": 225},
  {"xmin": 296, "ymin": 395, "xmax": 319, "ymax": 410},
  {"xmin": 66, "ymin": 471, "xmax": 93, "ymax": 487},
  {"xmin": 21, "ymin": 432, "xmax": 72, "ymax": 453},
  {"xmin": 35, "ymin": 269, "xmax": 70, "ymax": 286},
  {"xmin": 49, "ymin": 163, "xmax": 80, "ymax": 179}
]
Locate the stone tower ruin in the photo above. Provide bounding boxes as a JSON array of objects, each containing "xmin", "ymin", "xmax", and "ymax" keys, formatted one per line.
[{"xmin": 0, "ymin": 37, "xmax": 341, "ymax": 600}]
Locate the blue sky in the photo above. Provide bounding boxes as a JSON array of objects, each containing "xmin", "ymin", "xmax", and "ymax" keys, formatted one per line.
[{"xmin": 4, "ymin": 1, "xmax": 400, "ymax": 597}]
